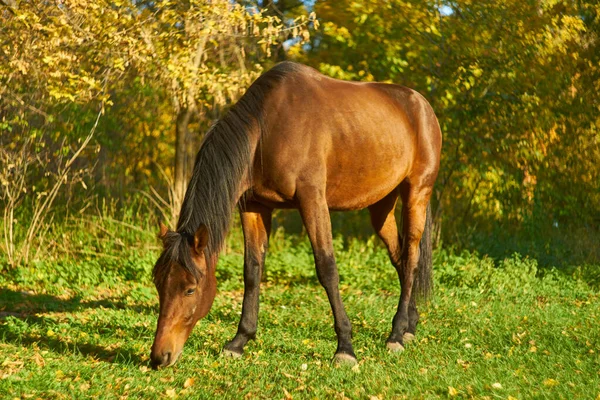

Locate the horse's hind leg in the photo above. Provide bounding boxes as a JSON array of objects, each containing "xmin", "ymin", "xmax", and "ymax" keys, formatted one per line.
[
  {"xmin": 369, "ymin": 192, "xmax": 419, "ymax": 350},
  {"xmin": 223, "ymin": 202, "xmax": 272, "ymax": 357},
  {"xmin": 385, "ymin": 181, "xmax": 433, "ymax": 351},
  {"xmin": 297, "ymin": 186, "xmax": 356, "ymax": 366}
]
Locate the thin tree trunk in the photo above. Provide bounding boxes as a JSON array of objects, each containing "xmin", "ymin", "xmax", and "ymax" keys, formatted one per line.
[{"xmin": 174, "ymin": 108, "xmax": 193, "ymax": 219}]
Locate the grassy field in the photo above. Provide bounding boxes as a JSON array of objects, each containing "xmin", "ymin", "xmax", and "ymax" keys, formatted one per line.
[{"xmin": 1, "ymin": 218, "xmax": 599, "ymax": 399}]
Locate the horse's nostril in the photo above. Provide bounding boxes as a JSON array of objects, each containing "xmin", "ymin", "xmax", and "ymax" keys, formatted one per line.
[
  {"xmin": 150, "ymin": 356, "xmax": 160, "ymax": 368},
  {"xmin": 150, "ymin": 351, "xmax": 171, "ymax": 369}
]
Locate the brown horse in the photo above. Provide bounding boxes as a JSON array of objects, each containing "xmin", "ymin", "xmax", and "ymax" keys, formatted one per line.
[{"xmin": 150, "ymin": 62, "xmax": 442, "ymax": 369}]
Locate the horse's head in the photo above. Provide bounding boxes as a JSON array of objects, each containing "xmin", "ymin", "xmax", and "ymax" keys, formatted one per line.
[{"xmin": 150, "ymin": 223, "xmax": 216, "ymax": 369}]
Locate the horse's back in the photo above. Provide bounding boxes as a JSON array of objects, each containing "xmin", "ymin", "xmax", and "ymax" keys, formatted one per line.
[{"xmin": 253, "ymin": 63, "xmax": 441, "ymax": 209}]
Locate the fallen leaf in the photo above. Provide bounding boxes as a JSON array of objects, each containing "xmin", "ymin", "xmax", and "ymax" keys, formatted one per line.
[
  {"xmin": 543, "ymin": 378, "xmax": 558, "ymax": 387},
  {"xmin": 448, "ymin": 386, "xmax": 458, "ymax": 397},
  {"xmin": 33, "ymin": 352, "xmax": 45, "ymax": 367},
  {"xmin": 282, "ymin": 372, "xmax": 296, "ymax": 380},
  {"xmin": 282, "ymin": 387, "xmax": 292, "ymax": 399},
  {"xmin": 183, "ymin": 378, "xmax": 194, "ymax": 388}
]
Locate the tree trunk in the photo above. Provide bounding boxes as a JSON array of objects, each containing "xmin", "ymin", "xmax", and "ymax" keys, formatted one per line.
[{"xmin": 173, "ymin": 108, "xmax": 192, "ymax": 221}]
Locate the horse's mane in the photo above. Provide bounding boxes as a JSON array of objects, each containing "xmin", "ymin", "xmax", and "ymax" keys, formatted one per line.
[{"xmin": 153, "ymin": 62, "xmax": 303, "ymax": 282}]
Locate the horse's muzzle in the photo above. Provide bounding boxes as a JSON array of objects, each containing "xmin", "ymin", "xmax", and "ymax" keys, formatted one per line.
[{"xmin": 150, "ymin": 350, "xmax": 170, "ymax": 369}]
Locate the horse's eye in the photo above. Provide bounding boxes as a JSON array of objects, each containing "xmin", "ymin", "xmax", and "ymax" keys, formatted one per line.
[{"xmin": 185, "ymin": 288, "xmax": 195, "ymax": 296}]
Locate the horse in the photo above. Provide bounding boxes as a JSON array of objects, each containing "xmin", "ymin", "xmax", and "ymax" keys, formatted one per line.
[{"xmin": 150, "ymin": 61, "xmax": 442, "ymax": 369}]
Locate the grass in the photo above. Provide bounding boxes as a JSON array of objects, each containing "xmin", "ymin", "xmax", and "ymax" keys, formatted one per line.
[{"xmin": 1, "ymin": 214, "xmax": 599, "ymax": 399}]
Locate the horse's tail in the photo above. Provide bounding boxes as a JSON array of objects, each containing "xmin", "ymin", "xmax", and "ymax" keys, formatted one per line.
[{"xmin": 415, "ymin": 202, "xmax": 433, "ymax": 300}]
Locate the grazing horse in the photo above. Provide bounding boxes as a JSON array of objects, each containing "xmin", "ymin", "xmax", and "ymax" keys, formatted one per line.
[{"xmin": 150, "ymin": 62, "xmax": 442, "ymax": 369}]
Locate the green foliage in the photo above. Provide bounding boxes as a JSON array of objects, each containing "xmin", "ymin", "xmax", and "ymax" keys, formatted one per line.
[
  {"xmin": 469, "ymin": 216, "xmax": 600, "ymax": 268},
  {"xmin": 2, "ymin": 0, "xmax": 598, "ymax": 267},
  {"xmin": 300, "ymin": 0, "xmax": 600, "ymax": 257},
  {"xmin": 0, "ymin": 0, "xmax": 316, "ymax": 265},
  {"xmin": 435, "ymin": 250, "xmax": 538, "ymax": 294}
]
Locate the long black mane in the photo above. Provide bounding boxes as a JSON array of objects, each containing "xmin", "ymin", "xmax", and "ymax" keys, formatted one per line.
[{"xmin": 153, "ymin": 62, "xmax": 302, "ymax": 282}]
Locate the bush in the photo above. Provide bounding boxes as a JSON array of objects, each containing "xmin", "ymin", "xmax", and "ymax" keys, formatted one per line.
[{"xmin": 435, "ymin": 249, "xmax": 539, "ymax": 295}]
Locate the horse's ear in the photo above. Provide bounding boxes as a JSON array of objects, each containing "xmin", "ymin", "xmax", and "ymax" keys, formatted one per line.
[
  {"xmin": 193, "ymin": 224, "xmax": 209, "ymax": 254},
  {"xmin": 159, "ymin": 222, "xmax": 169, "ymax": 239}
]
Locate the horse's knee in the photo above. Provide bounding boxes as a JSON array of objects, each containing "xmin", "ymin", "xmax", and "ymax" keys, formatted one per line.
[{"xmin": 401, "ymin": 236, "xmax": 421, "ymax": 260}]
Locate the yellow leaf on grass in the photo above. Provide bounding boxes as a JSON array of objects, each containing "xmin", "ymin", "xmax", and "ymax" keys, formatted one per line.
[
  {"xmin": 184, "ymin": 378, "xmax": 195, "ymax": 388},
  {"xmin": 165, "ymin": 388, "xmax": 177, "ymax": 398},
  {"xmin": 448, "ymin": 386, "xmax": 458, "ymax": 397},
  {"xmin": 33, "ymin": 352, "xmax": 45, "ymax": 367},
  {"xmin": 282, "ymin": 387, "xmax": 293, "ymax": 399},
  {"xmin": 543, "ymin": 378, "xmax": 558, "ymax": 387}
]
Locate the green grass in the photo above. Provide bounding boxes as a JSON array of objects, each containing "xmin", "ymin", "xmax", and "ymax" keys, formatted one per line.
[{"xmin": 1, "ymin": 219, "xmax": 599, "ymax": 399}]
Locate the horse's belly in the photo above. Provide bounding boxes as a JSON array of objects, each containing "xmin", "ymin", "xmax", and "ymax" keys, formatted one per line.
[
  {"xmin": 324, "ymin": 149, "xmax": 409, "ymax": 210},
  {"xmin": 325, "ymin": 181, "xmax": 401, "ymax": 210}
]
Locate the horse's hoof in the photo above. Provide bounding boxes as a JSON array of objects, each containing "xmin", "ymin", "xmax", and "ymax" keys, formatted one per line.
[
  {"xmin": 221, "ymin": 349, "xmax": 243, "ymax": 359},
  {"xmin": 403, "ymin": 332, "xmax": 416, "ymax": 343},
  {"xmin": 386, "ymin": 341, "xmax": 405, "ymax": 352},
  {"xmin": 332, "ymin": 353, "xmax": 358, "ymax": 366}
]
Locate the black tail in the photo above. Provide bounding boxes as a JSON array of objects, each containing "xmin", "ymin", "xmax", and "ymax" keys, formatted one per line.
[{"xmin": 415, "ymin": 202, "xmax": 433, "ymax": 300}]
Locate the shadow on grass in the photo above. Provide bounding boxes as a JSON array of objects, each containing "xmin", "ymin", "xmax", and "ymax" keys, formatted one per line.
[
  {"xmin": 0, "ymin": 322, "xmax": 146, "ymax": 365},
  {"xmin": 0, "ymin": 288, "xmax": 156, "ymax": 315},
  {"xmin": 0, "ymin": 289, "xmax": 152, "ymax": 366}
]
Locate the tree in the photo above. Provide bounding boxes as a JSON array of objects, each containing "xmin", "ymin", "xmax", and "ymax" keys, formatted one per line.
[
  {"xmin": 129, "ymin": 1, "xmax": 315, "ymax": 220},
  {"xmin": 0, "ymin": 0, "xmax": 137, "ymax": 266},
  {"xmin": 0, "ymin": 0, "xmax": 315, "ymax": 265}
]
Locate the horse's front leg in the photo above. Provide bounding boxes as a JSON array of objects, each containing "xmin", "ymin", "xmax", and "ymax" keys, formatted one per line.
[
  {"xmin": 223, "ymin": 202, "xmax": 272, "ymax": 357},
  {"xmin": 298, "ymin": 186, "xmax": 357, "ymax": 366}
]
